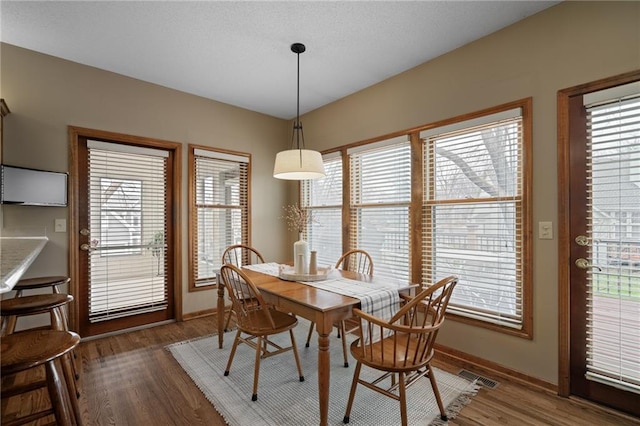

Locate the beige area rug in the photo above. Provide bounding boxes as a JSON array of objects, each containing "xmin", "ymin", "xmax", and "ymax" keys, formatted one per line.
[{"xmin": 167, "ymin": 319, "xmax": 478, "ymax": 425}]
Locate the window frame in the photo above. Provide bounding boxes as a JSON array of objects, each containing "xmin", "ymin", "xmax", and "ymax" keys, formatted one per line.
[
  {"xmin": 188, "ymin": 144, "xmax": 251, "ymax": 292},
  {"xmin": 420, "ymin": 99, "xmax": 533, "ymax": 338}
]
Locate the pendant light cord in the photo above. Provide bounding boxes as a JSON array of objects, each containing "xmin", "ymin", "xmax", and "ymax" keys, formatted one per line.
[{"xmin": 292, "ymin": 45, "xmax": 305, "ymax": 151}]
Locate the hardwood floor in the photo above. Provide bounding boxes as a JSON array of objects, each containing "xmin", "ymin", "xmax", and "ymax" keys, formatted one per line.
[{"xmin": 2, "ymin": 315, "xmax": 639, "ymax": 425}]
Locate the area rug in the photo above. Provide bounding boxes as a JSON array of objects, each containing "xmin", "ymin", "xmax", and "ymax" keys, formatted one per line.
[{"xmin": 167, "ymin": 319, "xmax": 478, "ymax": 425}]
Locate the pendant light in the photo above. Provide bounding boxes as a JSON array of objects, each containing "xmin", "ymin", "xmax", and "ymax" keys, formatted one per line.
[{"xmin": 273, "ymin": 43, "xmax": 326, "ymax": 180}]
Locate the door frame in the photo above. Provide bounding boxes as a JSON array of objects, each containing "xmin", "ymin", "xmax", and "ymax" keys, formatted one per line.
[
  {"xmin": 68, "ymin": 126, "xmax": 183, "ymax": 333},
  {"xmin": 557, "ymin": 69, "xmax": 640, "ymax": 397}
]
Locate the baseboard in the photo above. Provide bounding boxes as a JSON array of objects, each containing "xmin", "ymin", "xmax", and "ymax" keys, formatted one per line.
[
  {"xmin": 434, "ymin": 343, "xmax": 557, "ymax": 393},
  {"xmin": 182, "ymin": 307, "xmax": 223, "ymax": 321}
]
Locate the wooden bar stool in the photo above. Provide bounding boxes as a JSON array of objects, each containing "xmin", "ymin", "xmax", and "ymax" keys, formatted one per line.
[
  {"xmin": 1, "ymin": 329, "xmax": 82, "ymax": 426},
  {"xmin": 13, "ymin": 276, "xmax": 70, "ymax": 296},
  {"xmin": 1, "ymin": 293, "xmax": 73, "ymax": 336},
  {"xmin": 0, "ymin": 294, "xmax": 82, "ymax": 422}
]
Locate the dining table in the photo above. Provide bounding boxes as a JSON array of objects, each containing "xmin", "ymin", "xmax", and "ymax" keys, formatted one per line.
[{"xmin": 216, "ymin": 263, "xmax": 416, "ymax": 426}]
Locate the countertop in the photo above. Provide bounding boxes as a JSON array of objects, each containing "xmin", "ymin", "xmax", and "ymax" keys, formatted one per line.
[{"xmin": 0, "ymin": 237, "xmax": 48, "ymax": 294}]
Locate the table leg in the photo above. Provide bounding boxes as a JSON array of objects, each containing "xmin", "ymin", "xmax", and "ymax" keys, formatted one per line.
[
  {"xmin": 217, "ymin": 282, "xmax": 225, "ymax": 349},
  {"xmin": 316, "ymin": 325, "xmax": 331, "ymax": 426}
]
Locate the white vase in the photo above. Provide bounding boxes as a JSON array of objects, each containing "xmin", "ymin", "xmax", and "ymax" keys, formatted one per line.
[{"xmin": 293, "ymin": 234, "xmax": 309, "ymax": 275}]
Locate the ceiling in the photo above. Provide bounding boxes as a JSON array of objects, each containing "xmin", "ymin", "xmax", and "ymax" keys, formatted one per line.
[{"xmin": 1, "ymin": 1, "xmax": 559, "ymax": 120}]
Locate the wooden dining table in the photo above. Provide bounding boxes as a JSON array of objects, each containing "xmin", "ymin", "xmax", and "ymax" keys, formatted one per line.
[{"xmin": 216, "ymin": 267, "xmax": 415, "ymax": 426}]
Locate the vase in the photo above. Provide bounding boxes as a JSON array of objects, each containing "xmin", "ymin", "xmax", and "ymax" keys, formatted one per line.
[{"xmin": 293, "ymin": 234, "xmax": 309, "ymax": 275}]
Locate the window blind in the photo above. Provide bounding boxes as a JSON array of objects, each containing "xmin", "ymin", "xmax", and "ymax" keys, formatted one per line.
[
  {"xmin": 301, "ymin": 153, "xmax": 343, "ymax": 267},
  {"xmin": 422, "ymin": 110, "xmax": 526, "ymax": 329},
  {"xmin": 585, "ymin": 94, "xmax": 640, "ymax": 394},
  {"xmin": 349, "ymin": 138, "xmax": 411, "ymax": 282},
  {"xmin": 191, "ymin": 147, "xmax": 249, "ymax": 288},
  {"xmin": 87, "ymin": 143, "xmax": 169, "ymax": 322}
]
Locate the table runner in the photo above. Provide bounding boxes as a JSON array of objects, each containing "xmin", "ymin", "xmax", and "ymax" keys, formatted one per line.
[{"xmin": 243, "ymin": 263, "xmax": 400, "ymax": 334}]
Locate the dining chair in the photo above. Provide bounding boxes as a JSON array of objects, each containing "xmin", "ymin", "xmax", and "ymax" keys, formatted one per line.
[
  {"xmin": 342, "ymin": 275, "xmax": 458, "ymax": 426},
  {"xmin": 305, "ymin": 249, "xmax": 374, "ymax": 367},
  {"xmin": 221, "ymin": 244, "xmax": 265, "ymax": 331},
  {"xmin": 219, "ymin": 264, "xmax": 304, "ymax": 402}
]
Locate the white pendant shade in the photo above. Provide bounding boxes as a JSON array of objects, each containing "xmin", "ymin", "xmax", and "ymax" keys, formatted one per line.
[{"xmin": 273, "ymin": 149, "xmax": 326, "ymax": 180}]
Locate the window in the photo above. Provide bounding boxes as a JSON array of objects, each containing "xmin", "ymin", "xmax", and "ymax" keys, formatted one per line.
[
  {"xmin": 421, "ymin": 100, "xmax": 532, "ymax": 336},
  {"xmin": 99, "ymin": 178, "xmax": 142, "ymax": 256},
  {"xmin": 301, "ymin": 153, "xmax": 343, "ymax": 267},
  {"xmin": 189, "ymin": 146, "xmax": 250, "ymax": 290},
  {"xmin": 348, "ymin": 137, "xmax": 412, "ymax": 283}
]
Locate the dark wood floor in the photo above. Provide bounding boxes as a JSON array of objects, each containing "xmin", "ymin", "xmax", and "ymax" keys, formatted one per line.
[{"xmin": 2, "ymin": 315, "xmax": 639, "ymax": 425}]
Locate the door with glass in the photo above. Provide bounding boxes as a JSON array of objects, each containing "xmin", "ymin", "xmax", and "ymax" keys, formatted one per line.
[
  {"xmin": 73, "ymin": 130, "xmax": 177, "ymax": 337},
  {"xmin": 564, "ymin": 73, "xmax": 640, "ymax": 416}
]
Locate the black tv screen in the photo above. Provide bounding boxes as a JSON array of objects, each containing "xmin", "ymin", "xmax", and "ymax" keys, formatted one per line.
[{"xmin": 1, "ymin": 165, "xmax": 68, "ymax": 206}]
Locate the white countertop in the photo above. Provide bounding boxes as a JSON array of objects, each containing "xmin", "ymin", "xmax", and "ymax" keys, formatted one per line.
[{"xmin": 0, "ymin": 237, "xmax": 48, "ymax": 294}]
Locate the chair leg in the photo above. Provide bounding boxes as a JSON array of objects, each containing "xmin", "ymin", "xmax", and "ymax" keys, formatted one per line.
[
  {"xmin": 426, "ymin": 364, "xmax": 448, "ymax": 421},
  {"xmin": 252, "ymin": 336, "xmax": 263, "ymax": 401},
  {"xmin": 398, "ymin": 372, "xmax": 408, "ymax": 426},
  {"xmin": 288, "ymin": 329, "xmax": 305, "ymax": 382},
  {"xmin": 339, "ymin": 321, "xmax": 349, "ymax": 368},
  {"xmin": 61, "ymin": 352, "xmax": 83, "ymax": 424},
  {"xmin": 343, "ymin": 361, "xmax": 362, "ymax": 424},
  {"xmin": 305, "ymin": 321, "xmax": 315, "ymax": 347},
  {"xmin": 224, "ymin": 330, "xmax": 242, "ymax": 377}
]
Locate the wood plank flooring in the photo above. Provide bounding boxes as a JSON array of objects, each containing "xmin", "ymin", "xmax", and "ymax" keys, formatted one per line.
[{"xmin": 2, "ymin": 315, "xmax": 639, "ymax": 425}]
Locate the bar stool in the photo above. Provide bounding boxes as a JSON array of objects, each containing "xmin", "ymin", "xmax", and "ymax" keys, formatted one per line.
[
  {"xmin": 7, "ymin": 276, "xmax": 72, "ymax": 333},
  {"xmin": 0, "ymin": 294, "xmax": 82, "ymax": 422},
  {"xmin": 13, "ymin": 275, "xmax": 70, "ymax": 296},
  {"xmin": 1, "ymin": 329, "xmax": 82, "ymax": 425}
]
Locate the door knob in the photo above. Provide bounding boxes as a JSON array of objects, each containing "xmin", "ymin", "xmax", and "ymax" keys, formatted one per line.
[
  {"xmin": 80, "ymin": 243, "xmax": 94, "ymax": 252},
  {"xmin": 575, "ymin": 258, "xmax": 602, "ymax": 271},
  {"xmin": 80, "ymin": 228, "xmax": 90, "ymax": 236}
]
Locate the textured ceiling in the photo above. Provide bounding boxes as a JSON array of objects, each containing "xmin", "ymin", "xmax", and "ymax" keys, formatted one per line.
[{"xmin": 1, "ymin": 1, "xmax": 559, "ymax": 119}]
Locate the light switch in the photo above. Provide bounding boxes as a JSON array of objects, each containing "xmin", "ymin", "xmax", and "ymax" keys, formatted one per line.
[
  {"xmin": 54, "ymin": 218, "xmax": 67, "ymax": 233},
  {"xmin": 539, "ymin": 221, "xmax": 553, "ymax": 240}
]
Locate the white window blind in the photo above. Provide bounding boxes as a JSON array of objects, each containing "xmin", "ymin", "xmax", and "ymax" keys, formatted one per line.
[
  {"xmin": 585, "ymin": 93, "xmax": 640, "ymax": 394},
  {"xmin": 301, "ymin": 153, "xmax": 343, "ymax": 267},
  {"xmin": 87, "ymin": 143, "xmax": 169, "ymax": 322},
  {"xmin": 349, "ymin": 137, "xmax": 411, "ymax": 282},
  {"xmin": 191, "ymin": 147, "xmax": 249, "ymax": 287},
  {"xmin": 422, "ymin": 109, "xmax": 526, "ymax": 329}
]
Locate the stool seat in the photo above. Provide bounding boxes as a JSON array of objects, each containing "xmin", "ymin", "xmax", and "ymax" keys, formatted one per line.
[
  {"xmin": 14, "ymin": 276, "xmax": 70, "ymax": 292},
  {"xmin": 1, "ymin": 329, "xmax": 80, "ymax": 374},
  {"xmin": 1, "ymin": 293, "xmax": 73, "ymax": 317}
]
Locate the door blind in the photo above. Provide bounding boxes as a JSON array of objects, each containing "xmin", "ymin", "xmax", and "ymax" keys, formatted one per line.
[
  {"xmin": 191, "ymin": 148, "xmax": 249, "ymax": 287},
  {"xmin": 422, "ymin": 108, "xmax": 526, "ymax": 329},
  {"xmin": 348, "ymin": 137, "xmax": 411, "ymax": 282},
  {"xmin": 301, "ymin": 153, "xmax": 343, "ymax": 267},
  {"xmin": 585, "ymin": 93, "xmax": 640, "ymax": 393},
  {"xmin": 87, "ymin": 142, "xmax": 169, "ymax": 322}
]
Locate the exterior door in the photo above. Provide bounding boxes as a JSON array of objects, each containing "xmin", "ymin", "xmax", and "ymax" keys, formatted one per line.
[
  {"xmin": 70, "ymin": 128, "xmax": 179, "ymax": 337},
  {"xmin": 560, "ymin": 71, "xmax": 640, "ymax": 416}
]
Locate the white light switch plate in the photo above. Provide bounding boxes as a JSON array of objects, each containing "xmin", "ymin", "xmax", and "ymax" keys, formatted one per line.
[
  {"xmin": 54, "ymin": 218, "xmax": 67, "ymax": 233},
  {"xmin": 539, "ymin": 221, "xmax": 553, "ymax": 240}
]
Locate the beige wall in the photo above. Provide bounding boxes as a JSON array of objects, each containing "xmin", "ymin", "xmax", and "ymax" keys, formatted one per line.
[
  {"xmin": 301, "ymin": 1, "xmax": 640, "ymax": 385},
  {"xmin": 1, "ymin": 1, "xmax": 638, "ymax": 386},
  {"xmin": 0, "ymin": 42, "xmax": 294, "ymax": 317}
]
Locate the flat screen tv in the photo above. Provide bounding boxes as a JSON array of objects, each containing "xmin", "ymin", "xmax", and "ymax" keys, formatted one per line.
[{"xmin": 1, "ymin": 164, "xmax": 68, "ymax": 206}]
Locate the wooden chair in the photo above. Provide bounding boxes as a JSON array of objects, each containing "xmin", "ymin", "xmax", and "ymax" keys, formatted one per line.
[
  {"xmin": 1, "ymin": 329, "xmax": 82, "ymax": 425},
  {"xmin": 219, "ymin": 264, "xmax": 304, "ymax": 402},
  {"xmin": 343, "ymin": 275, "xmax": 458, "ymax": 426},
  {"xmin": 221, "ymin": 244, "xmax": 265, "ymax": 331},
  {"xmin": 305, "ymin": 249, "xmax": 374, "ymax": 367}
]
